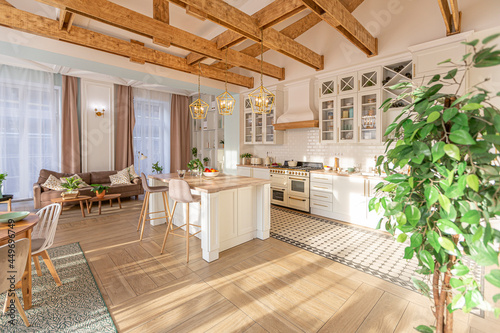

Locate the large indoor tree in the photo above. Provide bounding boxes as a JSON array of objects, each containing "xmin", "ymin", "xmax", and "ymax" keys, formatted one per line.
[{"xmin": 370, "ymin": 34, "xmax": 500, "ymax": 333}]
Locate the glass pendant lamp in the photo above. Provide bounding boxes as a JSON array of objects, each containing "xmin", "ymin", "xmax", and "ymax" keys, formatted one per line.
[{"xmin": 189, "ymin": 62, "xmax": 209, "ymax": 120}]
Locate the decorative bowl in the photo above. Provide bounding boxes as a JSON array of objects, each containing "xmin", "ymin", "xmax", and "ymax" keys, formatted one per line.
[
  {"xmin": 203, "ymin": 172, "xmax": 220, "ymax": 177},
  {"xmin": 324, "ymin": 166, "xmax": 332, "ymax": 171},
  {"xmin": 0, "ymin": 211, "xmax": 30, "ymax": 223}
]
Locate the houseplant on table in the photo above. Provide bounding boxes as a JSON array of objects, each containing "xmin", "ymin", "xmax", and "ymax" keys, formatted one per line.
[
  {"xmin": 192, "ymin": 147, "xmax": 198, "ymax": 158},
  {"xmin": 203, "ymin": 157, "xmax": 210, "ymax": 166},
  {"xmin": 60, "ymin": 176, "xmax": 82, "ymax": 199},
  {"xmin": 152, "ymin": 161, "xmax": 164, "ymax": 174},
  {"xmin": 90, "ymin": 184, "xmax": 109, "ymax": 199},
  {"xmin": 0, "ymin": 172, "xmax": 6, "ymax": 198},
  {"xmin": 370, "ymin": 34, "xmax": 500, "ymax": 332},
  {"xmin": 240, "ymin": 153, "xmax": 252, "ymax": 165}
]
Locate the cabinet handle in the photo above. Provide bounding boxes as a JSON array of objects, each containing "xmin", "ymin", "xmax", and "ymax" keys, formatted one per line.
[
  {"xmin": 314, "ymin": 195, "xmax": 328, "ymax": 198},
  {"xmin": 289, "ymin": 197, "xmax": 306, "ymax": 202},
  {"xmin": 358, "ymin": 79, "xmax": 360, "ymax": 90},
  {"xmin": 314, "ymin": 186, "xmax": 328, "ymax": 189},
  {"xmin": 413, "ymin": 63, "xmax": 416, "ymax": 75},
  {"xmin": 314, "ymin": 203, "xmax": 328, "ymax": 208},
  {"xmin": 289, "ymin": 177, "xmax": 306, "ymax": 181},
  {"xmin": 364, "ymin": 180, "xmax": 366, "ymax": 197},
  {"xmin": 315, "ymin": 177, "xmax": 328, "ymax": 180}
]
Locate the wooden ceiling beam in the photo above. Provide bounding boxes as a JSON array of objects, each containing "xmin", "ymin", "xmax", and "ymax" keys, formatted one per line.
[
  {"xmin": 449, "ymin": 0, "xmax": 461, "ymax": 34},
  {"xmin": 58, "ymin": 9, "xmax": 75, "ymax": 32},
  {"xmin": 0, "ymin": 0, "xmax": 13, "ymax": 6},
  {"xmin": 301, "ymin": 0, "xmax": 377, "ymax": 57},
  {"xmin": 153, "ymin": 0, "xmax": 169, "ymax": 24},
  {"xmin": 437, "ymin": 0, "xmax": 461, "ymax": 36},
  {"xmin": 186, "ymin": 0, "xmax": 306, "ymax": 65},
  {"xmin": 33, "ymin": 0, "xmax": 285, "ymax": 80},
  {"xmin": 437, "ymin": 0, "xmax": 453, "ymax": 35},
  {"xmin": 0, "ymin": 5, "xmax": 254, "ymax": 88},
  {"xmin": 169, "ymin": 0, "xmax": 323, "ymax": 70}
]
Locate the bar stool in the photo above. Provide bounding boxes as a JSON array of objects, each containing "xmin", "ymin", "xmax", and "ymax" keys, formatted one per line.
[
  {"xmin": 161, "ymin": 179, "xmax": 201, "ymax": 263},
  {"xmin": 137, "ymin": 173, "xmax": 171, "ymax": 241}
]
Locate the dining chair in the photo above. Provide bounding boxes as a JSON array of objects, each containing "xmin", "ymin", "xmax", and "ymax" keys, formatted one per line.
[
  {"xmin": 137, "ymin": 173, "xmax": 171, "ymax": 241},
  {"xmin": 1, "ymin": 238, "xmax": 30, "ymax": 327},
  {"xmin": 33, "ymin": 203, "xmax": 63, "ymax": 286},
  {"xmin": 161, "ymin": 179, "xmax": 201, "ymax": 263}
]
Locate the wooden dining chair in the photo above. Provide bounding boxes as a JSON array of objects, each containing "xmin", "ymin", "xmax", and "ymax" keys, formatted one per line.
[
  {"xmin": 1, "ymin": 238, "xmax": 30, "ymax": 327},
  {"xmin": 33, "ymin": 203, "xmax": 63, "ymax": 286}
]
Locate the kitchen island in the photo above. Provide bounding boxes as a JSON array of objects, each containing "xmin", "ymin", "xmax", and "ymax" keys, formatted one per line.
[{"xmin": 148, "ymin": 173, "xmax": 271, "ymax": 262}]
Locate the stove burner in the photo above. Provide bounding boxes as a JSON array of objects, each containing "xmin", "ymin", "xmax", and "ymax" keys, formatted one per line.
[{"xmin": 270, "ymin": 161, "xmax": 323, "ymax": 172}]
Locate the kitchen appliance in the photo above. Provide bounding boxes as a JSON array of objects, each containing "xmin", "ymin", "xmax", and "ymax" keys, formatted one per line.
[
  {"xmin": 270, "ymin": 161, "xmax": 323, "ymax": 212},
  {"xmin": 264, "ymin": 153, "xmax": 272, "ymax": 166},
  {"xmin": 287, "ymin": 160, "xmax": 297, "ymax": 167},
  {"xmin": 251, "ymin": 157, "xmax": 262, "ymax": 165}
]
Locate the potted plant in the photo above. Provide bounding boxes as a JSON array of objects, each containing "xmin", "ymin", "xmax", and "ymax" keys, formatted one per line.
[
  {"xmin": 0, "ymin": 172, "xmax": 6, "ymax": 199},
  {"xmin": 192, "ymin": 147, "xmax": 198, "ymax": 158},
  {"xmin": 370, "ymin": 35, "xmax": 500, "ymax": 333},
  {"xmin": 187, "ymin": 158, "xmax": 203, "ymax": 176},
  {"xmin": 220, "ymin": 140, "xmax": 224, "ymax": 148},
  {"xmin": 90, "ymin": 184, "xmax": 109, "ymax": 199},
  {"xmin": 240, "ymin": 153, "xmax": 252, "ymax": 165},
  {"xmin": 152, "ymin": 161, "xmax": 164, "ymax": 174},
  {"xmin": 203, "ymin": 157, "xmax": 210, "ymax": 166},
  {"xmin": 60, "ymin": 176, "xmax": 82, "ymax": 199}
]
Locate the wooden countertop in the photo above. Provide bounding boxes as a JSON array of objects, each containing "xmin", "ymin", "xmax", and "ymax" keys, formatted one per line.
[
  {"xmin": 236, "ymin": 164, "xmax": 272, "ymax": 169},
  {"xmin": 149, "ymin": 173, "xmax": 271, "ymax": 193},
  {"xmin": 310, "ymin": 169, "xmax": 385, "ymax": 180}
]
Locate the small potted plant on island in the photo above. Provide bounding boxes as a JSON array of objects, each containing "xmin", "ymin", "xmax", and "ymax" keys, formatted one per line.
[
  {"xmin": 203, "ymin": 157, "xmax": 210, "ymax": 166},
  {"xmin": 0, "ymin": 172, "xmax": 7, "ymax": 198},
  {"xmin": 60, "ymin": 176, "xmax": 82, "ymax": 200},
  {"xmin": 90, "ymin": 184, "xmax": 109, "ymax": 199},
  {"xmin": 187, "ymin": 158, "xmax": 203, "ymax": 177},
  {"xmin": 240, "ymin": 153, "xmax": 252, "ymax": 165},
  {"xmin": 152, "ymin": 161, "xmax": 164, "ymax": 174}
]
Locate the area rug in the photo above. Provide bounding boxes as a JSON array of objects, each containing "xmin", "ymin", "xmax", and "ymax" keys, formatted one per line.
[
  {"xmin": 270, "ymin": 206, "xmax": 484, "ymax": 315},
  {"xmin": 0, "ymin": 243, "xmax": 116, "ymax": 333}
]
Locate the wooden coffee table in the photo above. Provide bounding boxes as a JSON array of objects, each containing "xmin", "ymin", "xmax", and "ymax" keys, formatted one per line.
[
  {"xmin": 88, "ymin": 194, "xmax": 122, "ymax": 215},
  {"xmin": 51, "ymin": 196, "xmax": 91, "ymax": 218}
]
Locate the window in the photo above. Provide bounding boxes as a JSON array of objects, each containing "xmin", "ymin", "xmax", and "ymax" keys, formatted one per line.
[
  {"xmin": 133, "ymin": 88, "xmax": 171, "ymax": 175},
  {"xmin": 0, "ymin": 65, "xmax": 60, "ymax": 200}
]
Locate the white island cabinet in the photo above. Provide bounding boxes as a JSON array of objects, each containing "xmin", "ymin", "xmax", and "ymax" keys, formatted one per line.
[
  {"xmin": 236, "ymin": 166, "xmax": 270, "ymax": 180},
  {"xmin": 148, "ymin": 174, "xmax": 271, "ymax": 262}
]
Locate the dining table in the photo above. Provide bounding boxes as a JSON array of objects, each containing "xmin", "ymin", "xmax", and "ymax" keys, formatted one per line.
[{"xmin": 0, "ymin": 213, "xmax": 39, "ymax": 310}]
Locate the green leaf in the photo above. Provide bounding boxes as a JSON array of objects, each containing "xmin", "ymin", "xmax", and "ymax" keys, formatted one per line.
[
  {"xmin": 493, "ymin": 293, "xmax": 500, "ymax": 303},
  {"xmin": 385, "ymin": 173, "xmax": 407, "ymax": 184},
  {"xmin": 428, "ymin": 74, "xmax": 441, "ymax": 84},
  {"xmin": 483, "ymin": 134, "xmax": 500, "ymax": 145},
  {"xmin": 470, "ymin": 242, "xmax": 499, "ymax": 266},
  {"xmin": 382, "ymin": 183, "xmax": 397, "ymax": 192},
  {"xmin": 438, "ymin": 58, "xmax": 452, "ymax": 64},
  {"xmin": 427, "ymin": 230, "xmax": 441, "ymax": 252},
  {"xmin": 483, "ymin": 33, "xmax": 500, "ymax": 44},
  {"xmin": 461, "ymin": 210, "xmax": 480, "ymax": 224},
  {"xmin": 427, "ymin": 111, "xmax": 441, "ymax": 123},
  {"xmin": 438, "ymin": 193, "xmax": 451, "ymax": 213},
  {"xmin": 412, "ymin": 277, "xmax": 430, "ymax": 296},
  {"xmin": 451, "ymin": 263, "xmax": 470, "ymax": 276},
  {"xmin": 494, "ymin": 114, "xmax": 500, "ymax": 132},
  {"xmin": 485, "ymin": 270, "xmax": 500, "ymax": 288},
  {"xmin": 404, "ymin": 246, "xmax": 414, "ymax": 259},
  {"xmin": 424, "ymin": 185, "xmax": 440, "ymax": 206},
  {"xmin": 415, "ymin": 325, "xmax": 434, "ymax": 333},
  {"xmin": 437, "ymin": 219, "xmax": 462, "ymax": 235},
  {"xmin": 444, "ymin": 68, "xmax": 458, "ymax": 79},
  {"xmin": 461, "ymin": 103, "xmax": 483, "ymax": 111},
  {"xmin": 405, "ymin": 205, "xmax": 421, "ymax": 224},
  {"xmin": 432, "ymin": 142, "xmax": 446, "ymax": 162},
  {"xmin": 397, "ymin": 233, "xmax": 408, "ymax": 243},
  {"xmin": 444, "ymin": 144, "xmax": 461, "ymax": 161},
  {"xmin": 438, "ymin": 236, "xmax": 456, "ymax": 251},
  {"xmin": 466, "ymin": 174, "xmax": 479, "ymax": 192},
  {"xmin": 443, "ymin": 107, "xmax": 458, "ymax": 122},
  {"xmin": 410, "ymin": 232, "xmax": 423, "ymax": 248},
  {"xmin": 420, "ymin": 250, "xmax": 435, "ymax": 273},
  {"xmin": 449, "ymin": 129, "xmax": 476, "ymax": 145},
  {"xmin": 451, "ymin": 294, "xmax": 466, "ymax": 310},
  {"xmin": 384, "ymin": 122, "xmax": 398, "ymax": 136},
  {"xmin": 413, "ymin": 141, "xmax": 431, "ymax": 157}
]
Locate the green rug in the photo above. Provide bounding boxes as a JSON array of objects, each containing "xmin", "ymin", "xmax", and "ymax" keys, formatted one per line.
[{"xmin": 0, "ymin": 243, "xmax": 116, "ymax": 332}]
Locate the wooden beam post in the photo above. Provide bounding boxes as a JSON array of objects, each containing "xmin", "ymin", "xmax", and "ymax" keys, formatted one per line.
[
  {"xmin": 437, "ymin": 0, "xmax": 453, "ymax": 35},
  {"xmin": 0, "ymin": 4, "xmax": 254, "ymax": 88},
  {"xmin": 58, "ymin": 9, "xmax": 75, "ymax": 32},
  {"xmin": 437, "ymin": 0, "xmax": 461, "ymax": 36},
  {"xmin": 0, "ymin": 0, "xmax": 13, "ymax": 6},
  {"xmin": 33, "ymin": 0, "xmax": 285, "ymax": 80},
  {"xmin": 449, "ymin": 0, "xmax": 461, "ymax": 34},
  {"xmin": 301, "ymin": 0, "xmax": 377, "ymax": 57},
  {"xmin": 153, "ymin": 0, "xmax": 169, "ymax": 24}
]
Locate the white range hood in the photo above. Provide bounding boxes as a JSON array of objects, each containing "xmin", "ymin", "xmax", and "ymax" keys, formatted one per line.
[{"xmin": 274, "ymin": 79, "xmax": 319, "ymax": 130}]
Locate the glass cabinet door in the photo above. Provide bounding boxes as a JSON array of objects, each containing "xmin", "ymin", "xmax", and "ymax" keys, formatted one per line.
[
  {"xmin": 339, "ymin": 72, "xmax": 357, "ymax": 94},
  {"xmin": 244, "ymin": 97, "xmax": 252, "ymax": 110},
  {"xmin": 359, "ymin": 67, "xmax": 381, "ymax": 91},
  {"xmin": 244, "ymin": 112, "xmax": 253, "ymax": 144},
  {"xmin": 339, "ymin": 94, "xmax": 356, "ymax": 143},
  {"xmin": 254, "ymin": 113, "xmax": 263, "ymax": 144},
  {"xmin": 359, "ymin": 91, "xmax": 380, "ymax": 142},
  {"xmin": 320, "ymin": 98, "xmax": 335, "ymax": 142},
  {"xmin": 320, "ymin": 78, "xmax": 336, "ymax": 97},
  {"xmin": 264, "ymin": 108, "xmax": 275, "ymax": 143}
]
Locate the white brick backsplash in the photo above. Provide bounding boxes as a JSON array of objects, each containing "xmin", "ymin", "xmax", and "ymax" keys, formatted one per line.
[{"xmin": 244, "ymin": 128, "xmax": 386, "ymax": 171}]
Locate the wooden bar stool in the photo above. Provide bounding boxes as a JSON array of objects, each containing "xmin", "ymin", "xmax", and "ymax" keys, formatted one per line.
[
  {"xmin": 161, "ymin": 179, "xmax": 201, "ymax": 263},
  {"xmin": 137, "ymin": 173, "xmax": 171, "ymax": 241}
]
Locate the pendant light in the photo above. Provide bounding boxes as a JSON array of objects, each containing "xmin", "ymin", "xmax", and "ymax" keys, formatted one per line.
[
  {"xmin": 189, "ymin": 62, "xmax": 209, "ymax": 120},
  {"xmin": 249, "ymin": 30, "xmax": 275, "ymax": 114},
  {"xmin": 216, "ymin": 47, "xmax": 235, "ymax": 115}
]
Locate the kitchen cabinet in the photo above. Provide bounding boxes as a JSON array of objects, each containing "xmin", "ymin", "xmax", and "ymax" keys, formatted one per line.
[
  {"xmin": 242, "ymin": 91, "xmax": 283, "ymax": 145},
  {"xmin": 338, "ymin": 94, "xmax": 357, "ymax": 143},
  {"xmin": 358, "ymin": 90, "xmax": 381, "ymax": 143},
  {"xmin": 310, "ymin": 173, "xmax": 334, "ymax": 213},
  {"xmin": 338, "ymin": 71, "xmax": 358, "ymax": 95},
  {"xmin": 319, "ymin": 77, "xmax": 337, "ymax": 98},
  {"xmin": 237, "ymin": 166, "xmax": 252, "ymax": 177},
  {"xmin": 358, "ymin": 67, "xmax": 381, "ymax": 91},
  {"xmin": 319, "ymin": 97, "xmax": 336, "ymax": 143},
  {"xmin": 236, "ymin": 166, "xmax": 270, "ymax": 180}
]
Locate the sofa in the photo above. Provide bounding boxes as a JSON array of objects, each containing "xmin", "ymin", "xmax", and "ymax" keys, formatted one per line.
[{"xmin": 33, "ymin": 169, "xmax": 144, "ymax": 209}]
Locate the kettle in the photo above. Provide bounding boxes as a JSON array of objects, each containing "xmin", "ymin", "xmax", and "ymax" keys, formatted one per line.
[{"xmin": 264, "ymin": 152, "xmax": 272, "ymax": 166}]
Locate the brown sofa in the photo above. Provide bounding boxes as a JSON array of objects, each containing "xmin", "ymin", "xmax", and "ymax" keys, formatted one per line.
[{"xmin": 33, "ymin": 169, "xmax": 144, "ymax": 209}]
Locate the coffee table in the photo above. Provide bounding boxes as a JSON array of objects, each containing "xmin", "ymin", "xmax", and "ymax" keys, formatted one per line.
[
  {"xmin": 88, "ymin": 194, "xmax": 122, "ymax": 215},
  {"xmin": 51, "ymin": 196, "xmax": 91, "ymax": 218},
  {"xmin": 0, "ymin": 194, "xmax": 13, "ymax": 212}
]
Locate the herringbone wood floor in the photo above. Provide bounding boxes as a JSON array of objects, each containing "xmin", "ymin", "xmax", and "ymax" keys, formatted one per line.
[{"xmin": 10, "ymin": 198, "xmax": 500, "ymax": 332}]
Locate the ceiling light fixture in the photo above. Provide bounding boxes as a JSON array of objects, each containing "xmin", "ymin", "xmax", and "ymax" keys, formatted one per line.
[
  {"xmin": 189, "ymin": 62, "xmax": 209, "ymax": 120},
  {"xmin": 249, "ymin": 30, "xmax": 275, "ymax": 114},
  {"xmin": 216, "ymin": 47, "xmax": 235, "ymax": 116}
]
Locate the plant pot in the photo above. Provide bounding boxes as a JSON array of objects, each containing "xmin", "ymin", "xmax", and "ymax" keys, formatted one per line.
[
  {"xmin": 204, "ymin": 162, "xmax": 208, "ymax": 166},
  {"xmin": 62, "ymin": 190, "xmax": 79, "ymax": 200},
  {"xmin": 96, "ymin": 190, "xmax": 106, "ymax": 199},
  {"xmin": 241, "ymin": 157, "xmax": 251, "ymax": 165}
]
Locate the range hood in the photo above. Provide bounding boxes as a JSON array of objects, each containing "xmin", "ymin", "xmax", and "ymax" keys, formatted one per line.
[{"xmin": 274, "ymin": 79, "xmax": 319, "ymax": 130}]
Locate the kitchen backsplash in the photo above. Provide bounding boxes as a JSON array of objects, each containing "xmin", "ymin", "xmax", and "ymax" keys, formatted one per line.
[{"xmin": 243, "ymin": 128, "xmax": 387, "ymax": 172}]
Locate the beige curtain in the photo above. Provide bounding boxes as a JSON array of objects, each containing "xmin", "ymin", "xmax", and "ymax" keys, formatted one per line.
[
  {"xmin": 115, "ymin": 85, "xmax": 135, "ymax": 170},
  {"xmin": 61, "ymin": 75, "xmax": 81, "ymax": 173},
  {"xmin": 170, "ymin": 94, "xmax": 190, "ymax": 171}
]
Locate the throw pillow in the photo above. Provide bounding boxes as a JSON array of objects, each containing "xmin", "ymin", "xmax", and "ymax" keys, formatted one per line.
[
  {"xmin": 110, "ymin": 169, "xmax": 131, "ymax": 185},
  {"xmin": 60, "ymin": 174, "xmax": 89, "ymax": 188},
  {"xmin": 128, "ymin": 165, "xmax": 140, "ymax": 180},
  {"xmin": 42, "ymin": 174, "xmax": 65, "ymax": 191}
]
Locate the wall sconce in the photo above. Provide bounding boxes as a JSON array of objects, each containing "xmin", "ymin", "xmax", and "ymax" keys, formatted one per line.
[{"xmin": 95, "ymin": 108, "xmax": 105, "ymax": 117}]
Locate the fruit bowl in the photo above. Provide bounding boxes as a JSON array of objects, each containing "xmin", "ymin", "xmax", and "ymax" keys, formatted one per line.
[
  {"xmin": 324, "ymin": 166, "xmax": 332, "ymax": 171},
  {"xmin": 0, "ymin": 211, "xmax": 30, "ymax": 223},
  {"xmin": 203, "ymin": 171, "xmax": 220, "ymax": 177}
]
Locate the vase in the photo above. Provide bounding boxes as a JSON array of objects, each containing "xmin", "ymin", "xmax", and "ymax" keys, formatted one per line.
[{"xmin": 96, "ymin": 190, "xmax": 106, "ymax": 199}]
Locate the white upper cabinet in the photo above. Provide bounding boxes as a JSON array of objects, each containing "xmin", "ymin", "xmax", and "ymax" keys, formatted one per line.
[
  {"xmin": 358, "ymin": 67, "xmax": 381, "ymax": 91},
  {"xmin": 319, "ymin": 97, "xmax": 337, "ymax": 143},
  {"xmin": 242, "ymin": 91, "xmax": 283, "ymax": 145},
  {"xmin": 358, "ymin": 90, "xmax": 381, "ymax": 143},
  {"xmin": 319, "ymin": 77, "xmax": 337, "ymax": 98},
  {"xmin": 338, "ymin": 94, "xmax": 357, "ymax": 143},
  {"xmin": 338, "ymin": 71, "xmax": 358, "ymax": 95}
]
